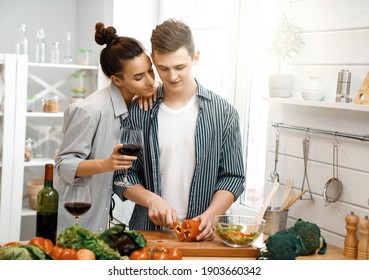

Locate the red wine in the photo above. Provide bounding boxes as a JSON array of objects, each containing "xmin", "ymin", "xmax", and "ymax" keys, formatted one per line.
[
  {"xmin": 119, "ymin": 144, "xmax": 142, "ymax": 156},
  {"xmin": 64, "ymin": 202, "xmax": 91, "ymax": 216},
  {"xmin": 36, "ymin": 212, "xmax": 58, "ymax": 244}
]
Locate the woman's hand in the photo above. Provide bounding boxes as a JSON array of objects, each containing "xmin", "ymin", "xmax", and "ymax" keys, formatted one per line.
[{"xmin": 104, "ymin": 144, "xmax": 137, "ymax": 172}]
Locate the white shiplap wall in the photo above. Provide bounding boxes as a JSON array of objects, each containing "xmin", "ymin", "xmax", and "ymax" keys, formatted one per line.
[{"xmin": 265, "ymin": 0, "xmax": 369, "ymax": 249}]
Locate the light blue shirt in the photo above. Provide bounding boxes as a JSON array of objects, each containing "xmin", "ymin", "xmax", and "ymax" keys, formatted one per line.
[{"xmin": 55, "ymin": 82, "xmax": 128, "ymax": 234}]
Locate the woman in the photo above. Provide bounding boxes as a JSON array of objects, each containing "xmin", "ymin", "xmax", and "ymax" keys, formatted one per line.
[{"xmin": 55, "ymin": 22, "xmax": 156, "ymax": 234}]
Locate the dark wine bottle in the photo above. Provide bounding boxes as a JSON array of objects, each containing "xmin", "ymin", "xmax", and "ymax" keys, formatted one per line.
[{"xmin": 36, "ymin": 163, "xmax": 59, "ymax": 244}]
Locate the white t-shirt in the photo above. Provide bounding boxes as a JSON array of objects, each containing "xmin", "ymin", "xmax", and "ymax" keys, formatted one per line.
[{"xmin": 158, "ymin": 95, "xmax": 199, "ymax": 221}]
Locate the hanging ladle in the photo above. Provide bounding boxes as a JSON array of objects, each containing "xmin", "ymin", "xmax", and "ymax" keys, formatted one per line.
[
  {"xmin": 323, "ymin": 142, "xmax": 343, "ymax": 206},
  {"xmin": 270, "ymin": 133, "xmax": 280, "ymax": 183}
]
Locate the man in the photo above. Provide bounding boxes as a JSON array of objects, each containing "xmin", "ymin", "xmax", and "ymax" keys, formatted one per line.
[{"xmin": 114, "ymin": 19, "xmax": 245, "ymax": 241}]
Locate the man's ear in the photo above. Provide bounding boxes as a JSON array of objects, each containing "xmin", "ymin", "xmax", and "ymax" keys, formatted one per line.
[{"xmin": 193, "ymin": 51, "xmax": 200, "ymax": 65}]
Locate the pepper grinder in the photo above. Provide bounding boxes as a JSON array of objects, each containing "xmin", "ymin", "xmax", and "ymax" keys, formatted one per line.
[
  {"xmin": 343, "ymin": 211, "xmax": 359, "ymax": 258},
  {"xmin": 357, "ymin": 215, "xmax": 369, "ymax": 260}
]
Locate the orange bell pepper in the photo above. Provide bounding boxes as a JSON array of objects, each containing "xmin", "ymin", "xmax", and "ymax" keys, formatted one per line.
[{"xmin": 173, "ymin": 219, "xmax": 201, "ymax": 242}]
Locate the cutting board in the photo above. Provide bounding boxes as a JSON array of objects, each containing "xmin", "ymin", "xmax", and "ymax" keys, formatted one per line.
[{"xmin": 139, "ymin": 230, "xmax": 260, "ymax": 258}]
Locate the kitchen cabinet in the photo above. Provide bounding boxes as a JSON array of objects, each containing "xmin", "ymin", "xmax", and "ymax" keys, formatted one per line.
[{"xmin": 0, "ymin": 54, "xmax": 104, "ymax": 242}]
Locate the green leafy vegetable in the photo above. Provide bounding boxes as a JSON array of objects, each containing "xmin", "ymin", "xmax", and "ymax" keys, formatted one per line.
[
  {"xmin": 97, "ymin": 224, "xmax": 146, "ymax": 256},
  {"xmin": 56, "ymin": 224, "xmax": 121, "ymax": 260},
  {"xmin": 0, "ymin": 244, "xmax": 54, "ymax": 260}
]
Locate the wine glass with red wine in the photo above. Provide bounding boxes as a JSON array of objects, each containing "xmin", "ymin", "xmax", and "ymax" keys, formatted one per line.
[
  {"xmin": 115, "ymin": 127, "xmax": 143, "ymax": 187},
  {"xmin": 63, "ymin": 183, "xmax": 92, "ymax": 225}
]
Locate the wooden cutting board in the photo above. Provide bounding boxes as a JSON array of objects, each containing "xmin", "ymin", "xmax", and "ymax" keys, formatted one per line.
[{"xmin": 139, "ymin": 230, "xmax": 260, "ymax": 258}]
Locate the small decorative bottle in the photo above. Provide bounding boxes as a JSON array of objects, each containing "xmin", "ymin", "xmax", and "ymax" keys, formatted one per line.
[
  {"xmin": 63, "ymin": 32, "xmax": 74, "ymax": 64},
  {"xmin": 35, "ymin": 29, "xmax": 46, "ymax": 63},
  {"xmin": 51, "ymin": 42, "xmax": 60, "ymax": 64},
  {"xmin": 343, "ymin": 211, "xmax": 359, "ymax": 258},
  {"xmin": 36, "ymin": 164, "xmax": 59, "ymax": 244},
  {"xmin": 358, "ymin": 215, "xmax": 369, "ymax": 260},
  {"xmin": 16, "ymin": 24, "xmax": 28, "ymax": 55}
]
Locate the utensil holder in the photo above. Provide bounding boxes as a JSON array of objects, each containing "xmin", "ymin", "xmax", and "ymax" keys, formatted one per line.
[{"xmin": 263, "ymin": 207, "xmax": 288, "ymax": 235}]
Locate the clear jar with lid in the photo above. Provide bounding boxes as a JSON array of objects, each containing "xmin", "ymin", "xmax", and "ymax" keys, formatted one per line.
[
  {"xmin": 42, "ymin": 93, "xmax": 60, "ymax": 113},
  {"xmin": 24, "ymin": 138, "xmax": 34, "ymax": 161},
  {"xmin": 77, "ymin": 49, "xmax": 92, "ymax": 65}
]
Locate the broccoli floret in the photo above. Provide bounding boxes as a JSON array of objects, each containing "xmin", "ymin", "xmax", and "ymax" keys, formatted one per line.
[
  {"xmin": 261, "ymin": 230, "xmax": 304, "ymax": 260},
  {"xmin": 289, "ymin": 218, "xmax": 327, "ymax": 256}
]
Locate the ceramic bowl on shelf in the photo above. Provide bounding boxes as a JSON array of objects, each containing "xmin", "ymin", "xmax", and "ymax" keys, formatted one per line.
[{"xmin": 213, "ymin": 215, "xmax": 265, "ymax": 247}]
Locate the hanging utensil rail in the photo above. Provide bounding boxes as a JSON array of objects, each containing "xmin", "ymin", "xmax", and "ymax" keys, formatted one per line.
[{"xmin": 272, "ymin": 123, "xmax": 369, "ymax": 142}]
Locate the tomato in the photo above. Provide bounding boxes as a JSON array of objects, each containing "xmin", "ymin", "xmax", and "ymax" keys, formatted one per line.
[
  {"xmin": 167, "ymin": 247, "xmax": 182, "ymax": 260},
  {"xmin": 50, "ymin": 246, "xmax": 77, "ymax": 260},
  {"xmin": 76, "ymin": 248, "xmax": 96, "ymax": 260},
  {"xmin": 130, "ymin": 246, "xmax": 183, "ymax": 260},
  {"xmin": 151, "ymin": 251, "xmax": 171, "ymax": 260},
  {"xmin": 173, "ymin": 220, "xmax": 201, "ymax": 242},
  {"xmin": 129, "ymin": 249, "xmax": 150, "ymax": 260},
  {"xmin": 3, "ymin": 242, "xmax": 22, "ymax": 246},
  {"xmin": 29, "ymin": 237, "xmax": 54, "ymax": 254}
]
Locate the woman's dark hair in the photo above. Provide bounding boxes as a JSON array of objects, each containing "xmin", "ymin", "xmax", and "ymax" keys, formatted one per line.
[{"xmin": 95, "ymin": 22, "xmax": 144, "ymax": 78}]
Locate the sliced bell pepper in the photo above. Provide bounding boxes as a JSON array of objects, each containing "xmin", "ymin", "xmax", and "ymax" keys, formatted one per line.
[{"xmin": 173, "ymin": 219, "xmax": 201, "ymax": 242}]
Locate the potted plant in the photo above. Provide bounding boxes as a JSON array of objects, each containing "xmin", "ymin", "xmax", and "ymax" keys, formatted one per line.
[{"xmin": 268, "ymin": 15, "xmax": 305, "ymax": 97}]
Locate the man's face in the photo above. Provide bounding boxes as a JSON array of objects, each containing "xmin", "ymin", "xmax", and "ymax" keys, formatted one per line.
[{"xmin": 151, "ymin": 46, "xmax": 198, "ymax": 93}]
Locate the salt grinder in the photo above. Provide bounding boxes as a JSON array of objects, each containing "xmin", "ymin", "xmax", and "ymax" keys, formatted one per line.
[
  {"xmin": 336, "ymin": 70, "xmax": 351, "ymax": 103},
  {"xmin": 344, "ymin": 211, "xmax": 359, "ymax": 258},
  {"xmin": 357, "ymin": 215, "xmax": 369, "ymax": 260}
]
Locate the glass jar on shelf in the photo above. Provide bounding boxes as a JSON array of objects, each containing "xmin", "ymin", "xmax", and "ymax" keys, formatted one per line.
[
  {"xmin": 51, "ymin": 41, "xmax": 60, "ymax": 64},
  {"xmin": 42, "ymin": 93, "xmax": 60, "ymax": 113},
  {"xmin": 77, "ymin": 49, "xmax": 92, "ymax": 65},
  {"xmin": 27, "ymin": 95, "xmax": 36, "ymax": 112},
  {"xmin": 70, "ymin": 73, "xmax": 86, "ymax": 103},
  {"xmin": 63, "ymin": 32, "xmax": 74, "ymax": 64},
  {"xmin": 24, "ymin": 138, "xmax": 34, "ymax": 161}
]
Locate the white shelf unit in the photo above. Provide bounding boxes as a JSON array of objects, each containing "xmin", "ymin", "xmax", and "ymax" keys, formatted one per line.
[
  {"xmin": 0, "ymin": 55, "xmax": 102, "ymax": 242},
  {"xmin": 0, "ymin": 54, "xmax": 19, "ymax": 243},
  {"xmin": 263, "ymin": 96, "xmax": 369, "ymax": 112}
]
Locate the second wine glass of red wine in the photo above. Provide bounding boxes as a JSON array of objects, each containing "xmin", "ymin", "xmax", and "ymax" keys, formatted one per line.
[
  {"xmin": 63, "ymin": 183, "xmax": 92, "ymax": 225},
  {"xmin": 116, "ymin": 127, "xmax": 143, "ymax": 187}
]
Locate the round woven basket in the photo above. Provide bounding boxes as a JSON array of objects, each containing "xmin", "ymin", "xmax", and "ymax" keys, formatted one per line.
[{"xmin": 27, "ymin": 177, "xmax": 43, "ymax": 210}]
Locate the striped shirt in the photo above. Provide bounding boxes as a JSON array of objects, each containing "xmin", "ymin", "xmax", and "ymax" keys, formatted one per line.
[{"xmin": 113, "ymin": 80, "xmax": 245, "ymax": 230}]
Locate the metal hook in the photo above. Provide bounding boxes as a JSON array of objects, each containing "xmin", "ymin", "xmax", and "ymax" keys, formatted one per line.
[
  {"xmin": 305, "ymin": 128, "xmax": 311, "ymax": 140},
  {"xmin": 333, "ymin": 132, "xmax": 339, "ymax": 145}
]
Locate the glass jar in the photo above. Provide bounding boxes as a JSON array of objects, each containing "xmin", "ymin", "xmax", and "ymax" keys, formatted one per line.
[
  {"xmin": 24, "ymin": 138, "xmax": 34, "ymax": 161},
  {"xmin": 51, "ymin": 42, "xmax": 60, "ymax": 64},
  {"xmin": 77, "ymin": 49, "xmax": 92, "ymax": 65},
  {"xmin": 35, "ymin": 29, "xmax": 46, "ymax": 63},
  {"xmin": 16, "ymin": 24, "xmax": 28, "ymax": 55},
  {"xmin": 42, "ymin": 93, "xmax": 60, "ymax": 113}
]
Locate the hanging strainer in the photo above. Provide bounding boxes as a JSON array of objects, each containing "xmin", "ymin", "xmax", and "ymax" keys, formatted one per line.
[{"xmin": 323, "ymin": 143, "xmax": 343, "ymax": 206}]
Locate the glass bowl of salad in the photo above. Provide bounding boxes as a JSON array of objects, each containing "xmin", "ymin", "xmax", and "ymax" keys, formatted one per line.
[{"xmin": 214, "ymin": 215, "xmax": 265, "ymax": 247}]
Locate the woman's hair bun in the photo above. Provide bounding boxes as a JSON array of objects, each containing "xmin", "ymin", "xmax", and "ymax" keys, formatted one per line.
[{"xmin": 95, "ymin": 22, "xmax": 118, "ymax": 46}]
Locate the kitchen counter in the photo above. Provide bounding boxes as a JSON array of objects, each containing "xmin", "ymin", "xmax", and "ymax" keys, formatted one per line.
[{"xmin": 139, "ymin": 230, "xmax": 349, "ymax": 260}]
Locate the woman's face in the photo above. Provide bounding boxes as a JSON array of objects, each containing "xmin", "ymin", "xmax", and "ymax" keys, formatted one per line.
[{"xmin": 118, "ymin": 53, "xmax": 155, "ymax": 97}]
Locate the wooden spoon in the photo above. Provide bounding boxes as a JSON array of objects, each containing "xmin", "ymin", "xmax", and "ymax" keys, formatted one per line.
[
  {"xmin": 281, "ymin": 188, "xmax": 310, "ymax": 211},
  {"xmin": 254, "ymin": 180, "xmax": 280, "ymax": 224}
]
